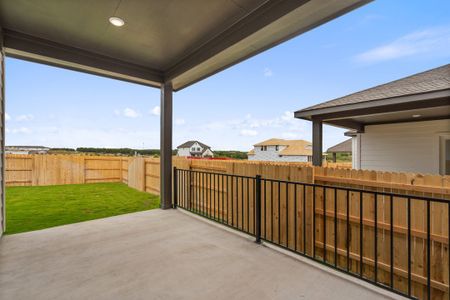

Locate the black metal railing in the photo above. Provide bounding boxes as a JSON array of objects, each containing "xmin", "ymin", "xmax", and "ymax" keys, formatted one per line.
[{"xmin": 173, "ymin": 167, "xmax": 449, "ymax": 300}]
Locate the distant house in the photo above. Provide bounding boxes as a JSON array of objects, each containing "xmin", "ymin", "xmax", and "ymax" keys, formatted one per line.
[
  {"xmin": 295, "ymin": 64, "xmax": 450, "ymax": 175},
  {"xmin": 177, "ymin": 141, "xmax": 214, "ymax": 158},
  {"xmin": 327, "ymin": 139, "xmax": 352, "ymax": 162},
  {"xmin": 5, "ymin": 146, "xmax": 50, "ymax": 155},
  {"xmin": 248, "ymin": 138, "xmax": 313, "ymax": 162}
]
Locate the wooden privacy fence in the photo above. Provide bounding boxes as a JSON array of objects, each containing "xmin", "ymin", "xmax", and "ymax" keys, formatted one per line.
[
  {"xmin": 174, "ymin": 168, "xmax": 450, "ymax": 300},
  {"xmin": 5, "ymin": 154, "xmax": 129, "ymax": 186}
]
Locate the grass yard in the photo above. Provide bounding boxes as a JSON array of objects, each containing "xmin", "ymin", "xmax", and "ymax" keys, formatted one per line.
[{"xmin": 5, "ymin": 182, "xmax": 160, "ymax": 234}]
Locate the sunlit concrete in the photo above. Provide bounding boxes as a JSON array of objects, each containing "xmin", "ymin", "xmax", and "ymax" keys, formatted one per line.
[{"xmin": 0, "ymin": 209, "xmax": 401, "ymax": 300}]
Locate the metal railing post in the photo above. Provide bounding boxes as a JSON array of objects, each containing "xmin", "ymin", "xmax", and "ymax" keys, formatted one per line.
[
  {"xmin": 255, "ymin": 175, "xmax": 262, "ymax": 243},
  {"xmin": 173, "ymin": 167, "xmax": 178, "ymax": 209}
]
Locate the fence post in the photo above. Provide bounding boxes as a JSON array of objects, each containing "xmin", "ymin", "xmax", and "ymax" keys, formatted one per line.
[
  {"xmin": 173, "ymin": 167, "xmax": 178, "ymax": 209},
  {"xmin": 255, "ymin": 174, "xmax": 261, "ymax": 244}
]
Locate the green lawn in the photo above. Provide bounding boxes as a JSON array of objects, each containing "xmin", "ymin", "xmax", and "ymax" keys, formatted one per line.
[{"xmin": 5, "ymin": 183, "xmax": 160, "ymax": 234}]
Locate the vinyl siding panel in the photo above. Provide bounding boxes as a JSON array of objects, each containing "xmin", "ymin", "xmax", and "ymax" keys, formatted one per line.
[
  {"xmin": 360, "ymin": 119, "xmax": 450, "ymax": 174},
  {"xmin": 0, "ymin": 29, "xmax": 4, "ymax": 237}
]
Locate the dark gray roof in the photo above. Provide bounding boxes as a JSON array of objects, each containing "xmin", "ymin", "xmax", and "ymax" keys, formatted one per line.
[
  {"xmin": 297, "ymin": 64, "xmax": 450, "ymax": 113},
  {"xmin": 177, "ymin": 141, "xmax": 211, "ymax": 149},
  {"xmin": 326, "ymin": 139, "xmax": 352, "ymax": 153},
  {"xmin": 6, "ymin": 145, "xmax": 49, "ymax": 149}
]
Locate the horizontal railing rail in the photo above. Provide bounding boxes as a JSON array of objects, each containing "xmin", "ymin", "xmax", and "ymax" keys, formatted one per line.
[{"xmin": 173, "ymin": 167, "xmax": 449, "ymax": 300}]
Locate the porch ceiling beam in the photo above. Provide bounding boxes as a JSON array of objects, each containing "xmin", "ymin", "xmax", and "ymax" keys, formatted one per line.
[
  {"xmin": 3, "ymin": 30, "xmax": 163, "ymax": 88},
  {"xmin": 324, "ymin": 119, "xmax": 364, "ymax": 132},
  {"xmin": 312, "ymin": 119, "xmax": 323, "ymax": 167},
  {"xmin": 165, "ymin": 0, "xmax": 370, "ymax": 85},
  {"xmin": 164, "ymin": 0, "xmax": 307, "ymax": 82}
]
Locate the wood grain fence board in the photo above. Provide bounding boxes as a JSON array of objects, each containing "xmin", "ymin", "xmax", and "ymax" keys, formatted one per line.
[{"xmin": 6, "ymin": 154, "xmax": 125, "ymax": 186}]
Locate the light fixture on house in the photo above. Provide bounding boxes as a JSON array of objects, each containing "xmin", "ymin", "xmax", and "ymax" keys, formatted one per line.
[
  {"xmin": 109, "ymin": 16, "xmax": 125, "ymax": 27},
  {"xmin": 412, "ymin": 114, "xmax": 421, "ymax": 118}
]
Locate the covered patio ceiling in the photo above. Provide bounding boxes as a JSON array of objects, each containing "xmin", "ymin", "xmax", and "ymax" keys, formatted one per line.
[
  {"xmin": 0, "ymin": 0, "xmax": 370, "ymax": 90},
  {"xmin": 0, "ymin": 0, "xmax": 372, "ymax": 215}
]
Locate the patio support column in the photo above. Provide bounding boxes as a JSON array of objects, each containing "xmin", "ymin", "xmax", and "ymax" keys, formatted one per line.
[
  {"xmin": 0, "ymin": 28, "xmax": 5, "ymax": 236},
  {"xmin": 160, "ymin": 82, "xmax": 173, "ymax": 209},
  {"xmin": 312, "ymin": 119, "xmax": 323, "ymax": 166}
]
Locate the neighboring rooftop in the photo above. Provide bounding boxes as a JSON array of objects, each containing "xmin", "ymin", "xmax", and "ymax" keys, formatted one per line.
[
  {"xmin": 251, "ymin": 139, "xmax": 312, "ymax": 156},
  {"xmin": 297, "ymin": 64, "xmax": 450, "ymax": 113},
  {"xmin": 254, "ymin": 138, "xmax": 290, "ymax": 147},
  {"xmin": 177, "ymin": 141, "xmax": 211, "ymax": 149},
  {"xmin": 5, "ymin": 146, "xmax": 49, "ymax": 149},
  {"xmin": 326, "ymin": 139, "xmax": 352, "ymax": 153}
]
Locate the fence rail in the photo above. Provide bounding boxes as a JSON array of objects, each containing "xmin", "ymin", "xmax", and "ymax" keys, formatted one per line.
[
  {"xmin": 174, "ymin": 167, "xmax": 449, "ymax": 300},
  {"xmin": 5, "ymin": 154, "xmax": 128, "ymax": 186}
]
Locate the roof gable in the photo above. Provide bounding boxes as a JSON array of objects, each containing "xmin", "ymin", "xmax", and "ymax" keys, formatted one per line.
[
  {"xmin": 253, "ymin": 138, "xmax": 312, "ymax": 156},
  {"xmin": 296, "ymin": 64, "xmax": 450, "ymax": 115},
  {"xmin": 326, "ymin": 139, "xmax": 352, "ymax": 153},
  {"xmin": 177, "ymin": 140, "xmax": 211, "ymax": 149}
]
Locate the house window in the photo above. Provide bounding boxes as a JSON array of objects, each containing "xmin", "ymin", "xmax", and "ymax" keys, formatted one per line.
[
  {"xmin": 441, "ymin": 137, "xmax": 450, "ymax": 175},
  {"xmin": 261, "ymin": 146, "xmax": 267, "ymax": 151},
  {"xmin": 275, "ymin": 145, "xmax": 279, "ymax": 151}
]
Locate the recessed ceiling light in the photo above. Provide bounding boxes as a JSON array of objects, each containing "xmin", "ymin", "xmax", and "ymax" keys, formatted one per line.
[
  {"xmin": 109, "ymin": 17, "xmax": 125, "ymax": 27},
  {"xmin": 412, "ymin": 114, "xmax": 421, "ymax": 118}
]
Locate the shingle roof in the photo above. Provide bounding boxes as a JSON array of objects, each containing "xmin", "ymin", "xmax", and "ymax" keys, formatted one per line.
[
  {"xmin": 297, "ymin": 64, "xmax": 450, "ymax": 113},
  {"xmin": 278, "ymin": 140, "xmax": 312, "ymax": 156},
  {"xmin": 254, "ymin": 138, "xmax": 290, "ymax": 146},
  {"xmin": 177, "ymin": 140, "xmax": 211, "ymax": 149},
  {"xmin": 326, "ymin": 139, "xmax": 352, "ymax": 153},
  {"xmin": 252, "ymin": 139, "xmax": 312, "ymax": 156}
]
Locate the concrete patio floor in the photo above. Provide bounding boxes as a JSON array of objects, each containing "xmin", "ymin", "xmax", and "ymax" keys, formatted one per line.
[{"xmin": 0, "ymin": 209, "xmax": 402, "ymax": 300}]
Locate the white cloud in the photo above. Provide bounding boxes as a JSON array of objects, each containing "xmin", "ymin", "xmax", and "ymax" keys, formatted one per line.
[
  {"xmin": 114, "ymin": 108, "xmax": 141, "ymax": 118},
  {"xmin": 240, "ymin": 129, "xmax": 258, "ymax": 137},
  {"xmin": 355, "ymin": 26, "xmax": 450, "ymax": 63},
  {"xmin": 204, "ymin": 111, "xmax": 304, "ymax": 134},
  {"xmin": 16, "ymin": 114, "xmax": 34, "ymax": 121},
  {"xmin": 5, "ymin": 113, "xmax": 11, "ymax": 121},
  {"xmin": 9, "ymin": 127, "xmax": 32, "ymax": 134},
  {"xmin": 263, "ymin": 67, "xmax": 273, "ymax": 77},
  {"xmin": 123, "ymin": 108, "xmax": 140, "ymax": 118},
  {"xmin": 150, "ymin": 106, "xmax": 161, "ymax": 116},
  {"xmin": 175, "ymin": 118, "xmax": 185, "ymax": 125},
  {"xmin": 6, "ymin": 125, "xmax": 160, "ymax": 149}
]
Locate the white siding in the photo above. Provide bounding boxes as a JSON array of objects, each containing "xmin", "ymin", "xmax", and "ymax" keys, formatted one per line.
[
  {"xmin": 0, "ymin": 30, "xmax": 4, "ymax": 237},
  {"xmin": 351, "ymin": 134, "xmax": 361, "ymax": 169},
  {"xmin": 359, "ymin": 119, "xmax": 450, "ymax": 174},
  {"xmin": 177, "ymin": 147, "xmax": 191, "ymax": 157},
  {"xmin": 202, "ymin": 149, "xmax": 214, "ymax": 157},
  {"xmin": 248, "ymin": 145, "xmax": 309, "ymax": 162},
  {"xmin": 177, "ymin": 142, "xmax": 214, "ymax": 157}
]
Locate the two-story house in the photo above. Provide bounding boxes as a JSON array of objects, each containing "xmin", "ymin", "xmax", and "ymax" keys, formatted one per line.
[
  {"xmin": 248, "ymin": 138, "xmax": 312, "ymax": 162},
  {"xmin": 176, "ymin": 141, "xmax": 214, "ymax": 158}
]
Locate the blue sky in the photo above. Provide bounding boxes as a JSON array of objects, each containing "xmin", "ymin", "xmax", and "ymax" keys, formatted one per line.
[{"xmin": 5, "ymin": 0, "xmax": 450, "ymax": 151}]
